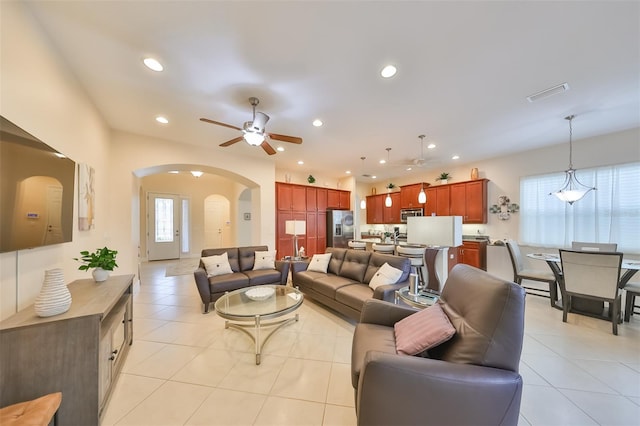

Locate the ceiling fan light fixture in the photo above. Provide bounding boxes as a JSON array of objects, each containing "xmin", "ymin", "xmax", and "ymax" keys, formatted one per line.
[{"xmin": 243, "ymin": 131, "xmax": 265, "ymax": 146}]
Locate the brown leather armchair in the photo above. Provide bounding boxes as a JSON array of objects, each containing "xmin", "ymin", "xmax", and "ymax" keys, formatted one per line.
[{"xmin": 351, "ymin": 264, "xmax": 526, "ymax": 426}]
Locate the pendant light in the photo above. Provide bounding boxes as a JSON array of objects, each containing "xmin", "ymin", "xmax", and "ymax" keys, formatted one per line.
[
  {"xmin": 359, "ymin": 157, "xmax": 367, "ymax": 210},
  {"xmin": 417, "ymin": 135, "xmax": 427, "ymax": 204},
  {"xmin": 550, "ymin": 115, "xmax": 596, "ymax": 204},
  {"xmin": 384, "ymin": 148, "xmax": 393, "ymax": 207}
]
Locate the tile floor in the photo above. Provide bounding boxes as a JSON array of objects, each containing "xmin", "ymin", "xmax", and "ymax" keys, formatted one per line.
[{"xmin": 102, "ymin": 261, "xmax": 640, "ymax": 426}]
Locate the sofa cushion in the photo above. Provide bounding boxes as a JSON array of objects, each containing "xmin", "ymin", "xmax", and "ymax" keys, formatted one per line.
[
  {"xmin": 335, "ymin": 283, "xmax": 374, "ymax": 312},
  {"xmin": 351, "ymin": 323, "xmax": 397, "ymax": 388},
  {"xmin": 326, "ymin": 247, "xmax": 347, "ymax": 275},
  {"xmin": 202, "ymin": 252, "xmax": 234, "ymax": 277},
  {"xmin": 394, "ymin": 303, "xmax": 456, "ymax": 355},
  {"xmin": 369, "ymin": 262, "xmax": 404, "ymax": 290},
  {"xmin": 209, "ymin": 272, "xmax": 250, "ymax": 294},
  {"xmin": 244, "ymin": 269, "xmax": 282, "ymax": 286},
  {"xmin": 253, "ymin": 250, "xmax": 276, "ymax": 270},
  {"xmin": 238, "ymin": 246, "xmax": 268, "ymax": 271},
  {"xmin": 202, "ymin": 248, "xmax": 241, "ymax": 272},
  {"xmin": 364, "ymin": 252, "xmax": 411, "ymax": 284},
  {"xmin": 339, "ymin": 250, "xmax": 371, "ymax": 283},
  {"xmin": 314, "ymin": 275, "xmax": 360, "ymax": 299},
  {"xmin": 308, "ymin": 253, "xmax": 332, "ymax": 272},
  {"xmin": 292, "ymin": 270, "xmax": 328, "ymax": 290}
]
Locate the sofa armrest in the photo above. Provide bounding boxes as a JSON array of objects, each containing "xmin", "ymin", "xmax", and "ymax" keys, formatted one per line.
[
  {"xmin": 275, "ymin": 260, "xmax": 291, "ymax": 285},
  {"xmin": 290, "ymin": 260, "xmax": 310, "ymax": 273},
  {"xmin": 357, "ymin": 351, "xmax": 522, "ymax": 426},
  {"xmin": 193, "ymin": 267, "xmax": 211, "ymax": 305},
  {"xmin": 372, "ymin": 279, "xmax": 411, "ymax": 303},
  {"xmin": 359, "ymin": 299, "xmax": 417, "ymax": 326}
]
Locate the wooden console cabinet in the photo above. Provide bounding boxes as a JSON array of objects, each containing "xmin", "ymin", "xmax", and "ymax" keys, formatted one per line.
[
  {"xmin": 0, "ymin": 274, "xmax": 134, "ymax": 425},
  {"xmin": 458, "ymin": 240, "xmax": 487, "ymax": 270}
]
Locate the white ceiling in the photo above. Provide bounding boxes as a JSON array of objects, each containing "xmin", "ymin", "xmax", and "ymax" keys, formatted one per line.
[{"xmin": 25, "ymin": 1, "xmax": 640, "ymax": 181}]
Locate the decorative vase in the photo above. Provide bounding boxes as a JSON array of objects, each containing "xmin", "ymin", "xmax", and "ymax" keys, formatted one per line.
[
  {"xmin": 34, "ymin": 268, "xmax": 72, "ymax": 317},
  {"xmin": 440, "ymin": 179, "xmax": 448, "ymax": 185},
  {"xmin": 471, "ymin": 168, "xmax": 479, "ymax": 180},
  {"xmin": 92, "ymin": 267, "xmax": 110, "ymax": 283}
]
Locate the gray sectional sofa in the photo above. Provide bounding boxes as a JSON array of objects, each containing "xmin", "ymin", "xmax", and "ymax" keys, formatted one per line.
[
  {"xmin": 193, "ymin": 245, "xmax": 290, "ymax": 313},
  {"xmin": 291, "ymin": 247, "xmax": 412, "ymax": 321}
]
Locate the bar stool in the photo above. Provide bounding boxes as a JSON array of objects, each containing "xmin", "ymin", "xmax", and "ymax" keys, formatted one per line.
[
  {"xmin": 397, "ymin": 245, "xmax": 427, "ymax": 289},
  {"xmin": 372, "ymin": 243, "xmax": 395, "ymax": 254},
  {"xmin": 348, "ymin": 240, "xmax": 367, "ymax": 250}
]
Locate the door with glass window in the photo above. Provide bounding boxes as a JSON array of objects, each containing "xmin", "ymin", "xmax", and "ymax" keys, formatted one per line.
[{"xmin": 147, "ymin": 192, "xmax": 180, "ymax": 260}]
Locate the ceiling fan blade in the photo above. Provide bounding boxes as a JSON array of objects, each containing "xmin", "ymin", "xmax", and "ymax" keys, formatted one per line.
[
  {"xmin": 200, "ymin": 118, "xmax": 242, "ymax": 131},
  {"xmin": 261, "ymin": 141, "xmax": 277, "ymax": 155},
  {"xmin": 267, "ymin": 133, "xmax": 303, "ymax": 144},
  {"xmin": 219, "ymin": 136, "xmax": 244, "ymax": 147}
]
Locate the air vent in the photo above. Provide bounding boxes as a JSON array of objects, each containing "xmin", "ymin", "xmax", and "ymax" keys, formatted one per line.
[
  {"xmin": 526, "ymin": 82, "xmax": 570, "ymax": 103},
  {"xmin": 362, "ymin": 174, "xmax": 372, "ymax": 178}
]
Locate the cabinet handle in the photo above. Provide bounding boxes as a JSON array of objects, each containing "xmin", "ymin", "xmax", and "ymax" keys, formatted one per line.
[{"xmin": 109, "ymin": 355, "xmax": 115, "ymax": 361}]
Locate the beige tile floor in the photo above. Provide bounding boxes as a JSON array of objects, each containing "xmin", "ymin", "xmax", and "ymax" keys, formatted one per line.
[{"xmin": 102, "ymin": 261, "xmax": 640, "ymax": 426}]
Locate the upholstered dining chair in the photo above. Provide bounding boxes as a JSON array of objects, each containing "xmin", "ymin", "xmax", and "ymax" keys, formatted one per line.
[
  {"xmin": 624, "ymin": 282, "xmax": 640, "ymax": 322},
  {"xmin": 571, "ymin": 241, "xmax": 618, "ymax": 252},
  {"xmin": 505, "ymin": 239, "xmax": 557, "ymax": 306},
  {"xmin": 559, "ymin": 249, "xmax": 623, "ymax": 335}
]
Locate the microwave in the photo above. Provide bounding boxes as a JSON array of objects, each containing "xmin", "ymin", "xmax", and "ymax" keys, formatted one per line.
[{"xmin": 400, "ymin": 208, "xmax": 423, "ymax": 223}]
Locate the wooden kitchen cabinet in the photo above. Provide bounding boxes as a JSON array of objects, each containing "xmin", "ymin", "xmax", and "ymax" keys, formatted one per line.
[
  {"xmin": 276, "ymin": 182, "xmax": 306, "ymax": 211},
  {"xmin": 306, "ymin": 187, "xmax": 317, "ymax": 211},
  {"xmin": 327, "ymin": 189, "xmax": 350, "ymax": 209},
  {"xmin": 449, "ymin": 179, "xmax": 488, "ymax": 223},
  {"xmin": 383, "ymin": 193, "xmax": 401, "ymax": 223},
  {"xmin": 458, "ymin": 240, "xmax": 487, "ymax": 270},
  {"xmin": 400, "ymin": 183, "xmax": 429, "ymax": 209},
  {"xmin": 366, "ymin": 194, "xmax": 385, "ymax": 224},
  {"xmin": 424, "ymin": 186, "xmax": 451, "ymax": 216}
]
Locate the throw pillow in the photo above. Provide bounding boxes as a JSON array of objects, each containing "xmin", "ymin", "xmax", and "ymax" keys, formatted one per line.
[
  {"xmin": 394, "ymin": 303, "xmax": 456, "ymax": 356},
  {"xmin": 307, "ymin": 253, "xmax": 332, "ymax": 273},
  {"xmin": 369, "ymin": 262, "xmax": 403, "ymax": 290},
  {"xmin": 202, "ymin": 252, "xmax": 233, "ymax": 277},
  {"xmin": 253, "ymin": 250, "xmax": 277, "ymax": 270}
]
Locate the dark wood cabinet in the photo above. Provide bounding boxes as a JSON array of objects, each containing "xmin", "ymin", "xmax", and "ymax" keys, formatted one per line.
[
  {"xmin": 458, "ymin": 240, "xmax": 487, "ymax": 270},
  {"xmin": 400, "ymin": 183, "xmax": 429, "ymax": 209},
  {"xmin": 276, "ymin": 183, "xmax": 306, "ymax": 211},
  {"xmin": 422, "ymin": 179, "xmax": 488, "ymax": 223},
  {"xmin": 366, "ymin": 194, "xmax": 385, "ymax": 224},
  {"xmin": 306, "ymin": 187, "xmax": 317, "ymax": 211},
  {"xmin": 327, "ymin": 189, "xmax": 351, "ymax": 209},
  {"xmin": 383, "ymin": 193, "xmax": 401, "ymax": 223}
]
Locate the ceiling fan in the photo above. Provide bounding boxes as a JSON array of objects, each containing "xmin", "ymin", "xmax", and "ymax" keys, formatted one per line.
[
  {"xmin": 200, "ymin": 97, "xmax": 303, "ymax": 155},
  {"xmin": 393, "ymin": 134, "xmax": 438, "ymax": 169}
]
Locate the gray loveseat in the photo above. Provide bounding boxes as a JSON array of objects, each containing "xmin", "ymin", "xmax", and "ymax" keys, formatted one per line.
[
  {"xmin": 291, "ymin": 247, "xmax": 411, "ymax": 321},
  {"xmin": 194, "ymin": 245, "xmax": 290, "ymax": 313}
]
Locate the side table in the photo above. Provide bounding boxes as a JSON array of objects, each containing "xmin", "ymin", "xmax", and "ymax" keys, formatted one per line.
[{"xmin": 395, "ymin": 287, "xmax": 439, "ymax": 309}]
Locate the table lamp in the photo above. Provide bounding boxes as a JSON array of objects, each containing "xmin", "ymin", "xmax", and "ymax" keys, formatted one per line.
[{"xmin": 285, "ymin": 220, "xmax": 306, "ymax": 259}]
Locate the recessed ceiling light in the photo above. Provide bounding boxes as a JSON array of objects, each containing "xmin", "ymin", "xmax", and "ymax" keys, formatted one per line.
[
  {"xmin": 380, "ymin": 65, "xmax": 397, "ymax": 78},
  {"xmin": 427, "ymin": 143, "xmax": 436, "ymax": 149},
  {"xmin": 168, "ymin": 171, "xmax": 179, "ymax": 174},
  {"xmin": 143, "ymin": 57, "xmax": 163, "ymax": 72},
  {"xmin": 406, "ymin": 167, "xmax": 412, "ymax": 171},
  {"xmin": 346, "ymin": 170, "xmax": 351, "ymax": 174},
  {"xmin": 155, "ymin": 116, "xmax": 169, "ymax": 124},
  {"xmin": 379, "ymin": 159, "xmax": 386, "ymax": 164},
  {"xmin": 312, "ymin": 119, "xmax": 323, "ymax": 127},
  {"xmin": 191, "ymin": 171, "xmax": 203, "ymax": 178},
  {"xmin": 372, "ymin": 176, "xmax": 377, "ymax": 179},
  {"xmin": 276, "ymin": 146, "xmax": 285, "ymax": 152},
  {"xmin": 452, "ymin": 155, "xmax": 460, "ymax": 160},
  {"xmin": 297, "ymin": 160, "xmax": 304, "ymax": 165}
]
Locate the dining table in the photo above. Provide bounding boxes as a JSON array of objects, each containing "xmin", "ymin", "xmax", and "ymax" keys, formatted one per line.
[{"xmin": 527, "ymin": 252, "xmax": 640, "ymax": 316}]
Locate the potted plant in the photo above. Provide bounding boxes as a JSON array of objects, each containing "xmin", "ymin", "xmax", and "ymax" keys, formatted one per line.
[
  {"xmin": 75, "ymin": 247, "xmax": 118, "ymax": 282},
  {"xmin": 386, "ymin": 183, "xmax": 396, "ymax": 190},
  {"xmin": 436, "ymin": 172, "xmax": 451, "ymax": 184},
  {"xmin": 307, "ymin": 174, "xmax": 316, "ymax": 184}
]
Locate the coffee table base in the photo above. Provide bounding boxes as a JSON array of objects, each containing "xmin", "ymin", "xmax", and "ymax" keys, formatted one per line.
[{"xmin": 225, "ymin": 313, "xmax": 299, "ymax": 365}]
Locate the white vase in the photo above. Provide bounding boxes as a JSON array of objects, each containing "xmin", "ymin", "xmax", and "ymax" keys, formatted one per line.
[
  {"xmin": 92, "ymin": 267, "xmax": 110, "ymax": 282},
  {"xmin": 34, "ymin": 268, "xmax": 72, "ymax": 317},
  {"xmin": 440, "ymin": 179, "xmax": 448, "ymax": 185}
]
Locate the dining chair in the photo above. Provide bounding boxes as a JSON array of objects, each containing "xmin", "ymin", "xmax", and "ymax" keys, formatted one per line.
[
  {"xmin": 624, "ymin": 281, "xmax": 640, "ymax": 322},
  {"xmin": 505, "ymin": 239, "xmax": 557, "ymax": 306},
  {"xmin": 559, "ymin": 249, "xmax": 623, "ymax": 335},
  {"xmin": 571, "ymin": 241, "xmax": 618, "ymax": 252}
]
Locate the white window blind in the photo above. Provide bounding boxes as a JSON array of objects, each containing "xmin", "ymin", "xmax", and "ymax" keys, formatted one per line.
[{"xmin": 520, "ymin": 162, "xmax": 640, "ymax": 253}]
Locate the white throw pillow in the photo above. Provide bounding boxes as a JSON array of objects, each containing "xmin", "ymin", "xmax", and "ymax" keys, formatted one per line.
[
  {"xmin": 202, "ymin": 252, "xmax": 233, "ymax": 277},
  {"xmin": 369, "ymin": 262, "xmax": 404, "ymax": 290},
  {"xmin": 253, "ymin": 250, "xmax": 277, "ymax": 270},
  {"xmin": 307, "ymin": 253, "xmax": 332, "ymax": 273}
]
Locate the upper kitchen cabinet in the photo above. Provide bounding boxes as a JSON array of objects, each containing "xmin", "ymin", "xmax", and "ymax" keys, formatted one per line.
[
  {"xmin": 449, "ymin": 179, "xmax": 489, "ymax": 223},
  {"xmin": 424, "ymin": 186, "xmax": 451, "ymax": 216},
  {"xmin": 306, "ymin": 187, "xmax": 317, "ymax": 211},
  {"xmin": 276, "ymin": 182, "xmax": 306, "ymax": 211},
  {"xmin": 382, "ymin": 193, "xmax": 401, "ymax": 223},
  {"xmin": 400, "ymin": 183, "xmax": 429, "ymax": 209},
  {"xmin": 327, "ymin": 189, "xmax": 351, "ymax": 210},
  {"xmin": 366, "ymin": 194, "xmax": 385, "ymax": 224}
]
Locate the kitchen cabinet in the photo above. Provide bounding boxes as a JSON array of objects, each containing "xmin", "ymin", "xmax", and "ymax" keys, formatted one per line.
[
  {"xmin": 383, "ymin": 193, "xmax": 401, "ymax": 223},
  {"xmin": 0, "ymin": 275, "xmax": 134, "ymax": 425},
  {"xmin": 306, "ymin": 187, "xmax": 317, "ymax": 211},
  {"xmin": 458, "ymin": 240, "xmax": 487, "ymax": 270},
  {"xmin": 400, "ymin": 183, "xmax": 429, "ymax": 209},
  {"xmin": 327, "ymin": 189, "xmax": 350, "ymax": 209},
  {"xmin": 449, "ymin": 179, "xmax": 488, "ymax": 223},
  {"xmin": 424, "ymin": 186, "xmax": 451, "ymax": 216},
  {"xmin": 366, "ymin": 194, "xmax": 385, "ymax": 224},
  {"xmin": 316, "ymin": 188, "xmax": 328, "ymax": 211},
  {"xmin": 276, "ymin": 182, "xmax": 306, "ymax": 211}
]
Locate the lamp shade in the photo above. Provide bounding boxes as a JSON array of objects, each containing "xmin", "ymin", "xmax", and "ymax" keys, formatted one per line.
[{"xmin": 285, "ymin": 220, "xmax": 306, "ymax": 236}]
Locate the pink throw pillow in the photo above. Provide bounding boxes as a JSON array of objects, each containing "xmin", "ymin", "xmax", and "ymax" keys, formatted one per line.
[{"xmin": 394, "ymin": 303, "xmax": 456, "ymax": 355}]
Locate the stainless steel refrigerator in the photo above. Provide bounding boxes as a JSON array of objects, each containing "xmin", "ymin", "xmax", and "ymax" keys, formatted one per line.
[{"xmin": 326, "ymin": 210, "xmax": 354, "ymax": 248}]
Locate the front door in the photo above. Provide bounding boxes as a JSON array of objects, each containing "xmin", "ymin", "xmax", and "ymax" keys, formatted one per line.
[{"xmin": 147, "ymin": 192, "xmax": 180, "ymax": 260}]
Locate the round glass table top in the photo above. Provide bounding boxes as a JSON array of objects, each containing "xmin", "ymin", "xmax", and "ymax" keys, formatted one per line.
[
  {"xmin": 395, "ymin": 287, "xmax": 439, "ymax": 309},
  {"xmin": 214, "ymin": 285, "xmax": 303, "ymax": 320}
]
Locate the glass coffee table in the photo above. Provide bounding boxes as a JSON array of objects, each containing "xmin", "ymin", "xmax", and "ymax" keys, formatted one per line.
[
  {"xmin": 214, "ymin": 285, "xmax": 303, "ymax": 365},
  {"xmin": 395, "ymin": 287, "xmax": 439, "ymax": 309}
]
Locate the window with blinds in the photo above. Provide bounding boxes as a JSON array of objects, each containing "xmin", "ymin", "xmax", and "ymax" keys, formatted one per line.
[{"xmin": 520, "ymin": 162, "xmax": 640, "ymax": 253}]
